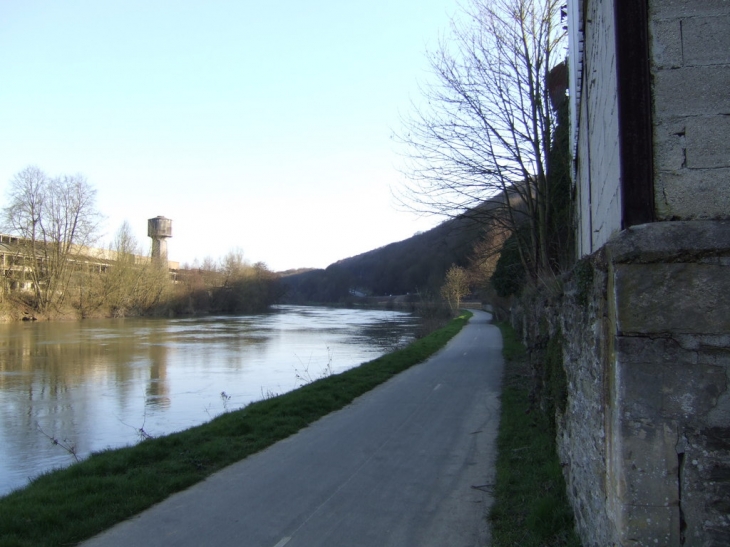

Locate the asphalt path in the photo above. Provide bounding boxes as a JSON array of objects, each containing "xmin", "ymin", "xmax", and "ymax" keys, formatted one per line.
[{"xmin": 81, "ymin": 309, "xmax": 504, "ymax": 547}]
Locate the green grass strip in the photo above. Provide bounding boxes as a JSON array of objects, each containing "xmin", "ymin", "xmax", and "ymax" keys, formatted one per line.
[
  {"xmin": 0, "ymin": 311, "xmax": 472, "ymax": 547},
  {"xmin": 489, "ymin": 321, "xmax": 581, "ymax": 547}
]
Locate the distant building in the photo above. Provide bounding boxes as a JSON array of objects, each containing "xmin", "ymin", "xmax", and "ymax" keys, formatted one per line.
[
  {"xmin": 148, "ymin": 216, "xmax": 173, "ymax": 262},
  {"xmin": 0, "ymin": 231, "xmax": 179, "ymax": 298}
]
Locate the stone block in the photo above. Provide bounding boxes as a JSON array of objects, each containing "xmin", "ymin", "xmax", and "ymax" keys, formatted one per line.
[
  {"xmin": 707, "ymin": 386, "xmax": 730, "ymax": 428},
  {"xmin": 686, "ymin": 116, "xmax": 730, "ymax": 169},
  {"xmin": 702, "ymin": 426, "xmax": 730, "ymax": 451},
  {"xmin": 680, "ymin": 428, "xmax": 730, "ymax": 545},
  {"xmin": 617, "ymin": 337, "xmax": 692, "ymax": 418},
  {"xmin": 653, "ymin": 118, "xmax": 686, "ymax": 172},
  {"xmin": 707, "ymin": 525, "xmax": 730, "ymax": 547},
  {"xmin": 617, "ymin": 339, "xmax": 726, "ymax": 420},
  {"xmin": 619, "ymin": 359, "xmax": 665, "ymax": 417},
  {"xmin": 655, "ymin": 168, "xmax": 730, "ymax": 220},
  {"xmin": 617, "ymin": 336, "xmax": 696, "ymax": 367},
  {"xmin": 653, "ymin": 66, "xmax": 730, "ymax": 119},
  {"xmin": 607, "ymin": 221, "xmax": 730, "ymax": 263},
  {"xmin": 610, "ymin": 426, "xmax": 681, "ymax": 546},
  {"xmin": 649, "ymin": 17, "xmax": 683, "ymax": 69},
  {"xmin": 660, "ymin": 364, "xmax": 727, "ymax": 419},
  {"xmin": 696, "ymin": 346, "xmax": 730, "ymax": 366},
  {"xmin": 618, "ymin": 504, "xmax": 681, "ymax": 547},
  {"xmin": 651, "ymin": 0, "xmax": 730, "ymax": 19},
  {"xmin": 614, "ymin": 263, "xmax": 730, "ymax": 334},
  {"xmin": 682, "ymin": 15, "xmax": 730, "ymax": 66},
  {"xmin": 616, "ymin": 422, "xmax": 679, "ymax": 545},
  {"xmin": 675, "ymin": 333, "xmax": 730, "ymax": 351}
]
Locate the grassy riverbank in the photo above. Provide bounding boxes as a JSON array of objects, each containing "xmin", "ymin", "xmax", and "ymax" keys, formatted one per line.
[
  {"xmin": 0, "ymin": 311, "xmax": 471, "ymax": 547},
  {"xmin": 489, "ymin": 321, "xmax": 581, "ymax": 547}
]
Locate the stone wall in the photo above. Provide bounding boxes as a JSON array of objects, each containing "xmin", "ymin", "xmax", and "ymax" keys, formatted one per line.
[
  {"xmin": 650, "ymin": 0, "xmax": 730, "ymax": 220},
  {"xmin": 513, "ymin": 248, "xmax": 619, "ymax": 546},
  {"xmin": 514, "ymin": 221, "xmax": 730, "ymax": 546},
  {"xmin": 608, "ymin": 221, "xmax": 730, "ymax": 546},
  {"xmin": 559, "ymin": 0, "xmax": 730, "ymax": 543}
]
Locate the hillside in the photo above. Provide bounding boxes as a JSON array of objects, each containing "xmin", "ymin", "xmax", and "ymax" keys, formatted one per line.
[{"xmin": 279, "ymin": 202, "xmax": 503, "ymax": 304}]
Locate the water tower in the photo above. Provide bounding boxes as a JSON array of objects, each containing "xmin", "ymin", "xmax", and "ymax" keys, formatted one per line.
[{"xmin": 148, "ymin": 216, "xmax": 172, "ymax": 262}]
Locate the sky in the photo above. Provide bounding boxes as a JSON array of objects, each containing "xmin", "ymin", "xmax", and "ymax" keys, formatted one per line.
[{"xmin": 0, "ymin": 0, "xmax": 461, "ymax": 271}]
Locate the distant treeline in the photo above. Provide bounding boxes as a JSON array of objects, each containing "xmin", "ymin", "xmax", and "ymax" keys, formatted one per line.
[{"xmin": 172, "ymin": 254, "xmax": 284, "ymax": 316}]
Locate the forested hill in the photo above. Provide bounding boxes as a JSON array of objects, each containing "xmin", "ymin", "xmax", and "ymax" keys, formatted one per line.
[{"xmin": 279, "ymin": 212, "xmax": 490, "ymax": 304}]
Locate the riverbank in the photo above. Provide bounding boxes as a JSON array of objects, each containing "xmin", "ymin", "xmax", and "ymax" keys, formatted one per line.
[{"xmin": 0, "ymin": 311, "xmax": 471, "ymax": 547}]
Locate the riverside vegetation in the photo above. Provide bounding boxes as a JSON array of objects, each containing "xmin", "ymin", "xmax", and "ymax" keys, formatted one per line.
[
  {"xmin": 0, "ymin": 226, "xmax": 283, "ymax": 321},
  {"xmin": 0, "ymin": 311, "xmax": 471, "ymax": 547},
  {"xmin": 1, "ymin": 167, "xmax": 283, "ymax": 320}
]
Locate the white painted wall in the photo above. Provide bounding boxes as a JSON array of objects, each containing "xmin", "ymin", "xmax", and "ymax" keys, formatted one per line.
[{"xmin": 570, "ymin": 0, "xmax": 622, "ymax": 257}]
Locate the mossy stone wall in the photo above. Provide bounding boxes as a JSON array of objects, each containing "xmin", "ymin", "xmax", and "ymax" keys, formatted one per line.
[{"xmin": 513, "ymin": 221, "xmax": 730, "ymax": 546}]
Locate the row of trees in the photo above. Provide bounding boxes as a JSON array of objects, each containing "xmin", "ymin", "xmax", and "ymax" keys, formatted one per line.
[
  {"xmin": 175, "ymin": 250, "xmax": 284, "ymax": 315},
  {"xmin": 1, "ymin": 166, "xmax": 281, "ymax": 318}
]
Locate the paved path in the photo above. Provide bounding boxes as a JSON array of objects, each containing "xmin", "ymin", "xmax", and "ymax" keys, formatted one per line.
[{"xmin": 82, "ymin": 310, "xmax": 503, "ymax": 547}]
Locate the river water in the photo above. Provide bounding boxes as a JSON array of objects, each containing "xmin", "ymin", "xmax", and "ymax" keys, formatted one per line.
[{"xmin": 0, "ymin": 305, "xmax": 420, "ymax": 497}]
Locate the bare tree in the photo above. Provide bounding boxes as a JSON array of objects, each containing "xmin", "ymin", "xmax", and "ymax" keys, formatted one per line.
[
  {"xmin": 2, "ymin": 166, "xmax": 101, "ymax": 313},
  {"xmin": 96, "ymin": 221, "xmax": 144, "ymax": 315},
  {"xmin": 396, "ymin": 0, "xmax": 567, "ymax": 282},
  {"xmin": 102, "ymin": 221, "xmax": 172, "ymax": 316},
  {"xmin": 70, "ymin": 220, "xmax": 174, "ymax": 317},
  {"xmin": 220, "ymin": 247, "xmax": 248, "ymax": 287},
  {"xmin": 440, "ymin": 264, "xmax": 470, "ymax": 311}
]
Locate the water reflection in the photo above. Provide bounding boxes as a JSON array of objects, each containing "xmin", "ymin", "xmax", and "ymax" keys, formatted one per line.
[{"xmin": 0, "ymin": 305, "xmax": 419, "ymax": 496}]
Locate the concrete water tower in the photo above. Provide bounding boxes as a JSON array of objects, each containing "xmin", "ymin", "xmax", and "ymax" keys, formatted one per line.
[{"xmin": 148, "ymin": 216, "xmax": 172, "ymax": 262}]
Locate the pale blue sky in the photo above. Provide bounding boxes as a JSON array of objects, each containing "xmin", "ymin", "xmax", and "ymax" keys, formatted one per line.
[{"xmin": 0, "ymin": 0, "xmax": 460, "ymax": 271}]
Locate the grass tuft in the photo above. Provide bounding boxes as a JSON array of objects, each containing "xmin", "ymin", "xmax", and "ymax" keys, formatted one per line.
[{"xmin": 0, "ymin": 311, "xmax": 471, "ymax": 547}]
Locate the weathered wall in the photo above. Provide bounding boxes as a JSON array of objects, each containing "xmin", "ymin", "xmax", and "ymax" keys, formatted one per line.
[
  {"xmin": 650, "ymin": 0, "xmax": 730, "ymax": 220},
  {"xmin": 607, "ymin": 221, "xmax": 730, "ymax": 546},
  {"xmin": 515, "ymin": 221, "xmax": 730, "ymax": 546},
  {"xmin": 514, "ymin": 249, "xmax": 619, "ymax": 545},
  {"xmin": 560, "ymin": 0, "xmax": 730, "ymax": 544},
  {"xmin": 572, "ymin": 0, "xmax": 623, "ymax": 257},
  {"xmin": 571, "ymin": 0, "xmax": 730, "ymax": 248}
]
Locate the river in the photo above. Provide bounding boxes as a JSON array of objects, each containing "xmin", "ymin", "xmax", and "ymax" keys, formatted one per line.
[{"xmin": 0, "ymin": 305, "xmax": 420, "ymax": 497}]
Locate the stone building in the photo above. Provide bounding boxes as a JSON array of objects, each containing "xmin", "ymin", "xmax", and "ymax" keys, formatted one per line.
[{"xmin": 558, "ymin": 0, "xmax": 730, "ymax": 545}]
